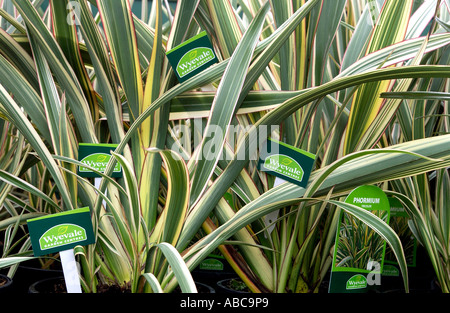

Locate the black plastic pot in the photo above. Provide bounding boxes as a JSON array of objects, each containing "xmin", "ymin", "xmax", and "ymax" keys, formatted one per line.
[
  {"xmin": 29, "ymin": 277, "xmax": 216, "ymax": 294},
  {"xmin": 195, "ymin": 281, "xmax": 216, "ymax": 293},
  {"xmin": 192, "ymin": 255, "xmax": 236, "ymax": 287},
  {"xmin": 28, "ymin": 276, "xmax": 66, "ymax": 294},
  {"xmin": 172, "ymin": 281, "xmax": 216, "ymax": 293},
  {"xmin": 216, "ymin": 277, "xmax": 250, "ymax": 294},
  {"xmin": 12, "ymin": 259, "xmax": 63, "ymax": 293},
  {"xmin": 381, "ymin": 246, "xmax": 440, "ymax": 293},
  {"xmin": 0, "ymin": 274, "xmax": 13, "ymax": 294}
]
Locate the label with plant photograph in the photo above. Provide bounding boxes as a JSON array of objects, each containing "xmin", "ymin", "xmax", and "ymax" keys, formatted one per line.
[
  {"xmin": 328, "ymin": 185, "xmax": 390, "ymax": 293},
  {"xmin": 382, "ymin": 197, "xmax": 417, "ymax": 280}
]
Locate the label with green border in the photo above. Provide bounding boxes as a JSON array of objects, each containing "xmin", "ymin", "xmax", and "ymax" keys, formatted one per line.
[
  {"xmin": 385, "ymin": 197, "xmax": 416, "ymax": 267},
  {"xmin": 199, "ymin": 258, "xmax": 225, "ymax": 271},
  {"xmin": 258, "ymin": 138, "xmax": 315, "ymax": 188},
  {"xmin": 383, "ymin": 197, "xmax": 417, "ymax": 278},
  {"xmin": 166, "ymin": 31, "xmax": 218, "ymax": 83},
  {"xmin": 77, "ymin": 143, "xmax": 122, "ymax": 178},
  {"xmin": 27, "ymin": 207, "xmax": 95, "ymax": 257},
  {"xmin": 328, "ymin": 185, "xmax": 390, "ymax": 293}
]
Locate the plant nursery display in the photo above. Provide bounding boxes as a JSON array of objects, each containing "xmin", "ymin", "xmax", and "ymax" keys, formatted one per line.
[{"xmin": 0, "ymin": 0, "xmax": 449, "ymax": 294}]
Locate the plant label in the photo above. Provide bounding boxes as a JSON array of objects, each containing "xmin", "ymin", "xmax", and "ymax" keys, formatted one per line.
[
  {"xmin": 258, "ymin": 138, "xmax": 315, "ymax": 188},
  {"xmin": 27, "ymin": 207, "xmax": 95, "ymax": 293},
  {"xmin": 77, "ymin": 143, "xmax": 122, "ymax": 178},
  {"xmin": 166, "ymin": 31, "xmax": 218, "ymax": 83},
  {"xmin": 384, "ymin": 197, "xmax": 417, "ymax": 267},
  {"xmin": 199, "ymin": 257, "xmax": 225, "ymax": 271},
  {"xmin": 329, "ymin": 185, "xmax": 390, "ymax": 293},
  {"xmin": 382, "ymin": 197, "xmax": 417, "ymax": 288},
  {"xmin": 27, "ymin": 207, "xmax": 95, "ymax": 257},
  {"xmin": 263, "ymin": 177, "xmax": 284, "ymax": 237}
]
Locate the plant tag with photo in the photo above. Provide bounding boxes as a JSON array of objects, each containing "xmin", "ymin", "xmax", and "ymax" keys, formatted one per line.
[
  {"xmin": 77, "ymin": 143, "xmax": 122, "ymax": 178},
  {"xmin": 258, "ymin": 138, "xmax": 315, "ymax": 188},
  {"xmin": 328, "ymin": 185, "xmax": 390, "ymax": 293},
  {"xmin": 382, "ymin": 197, "xmax": 417, "ymax": 281},
  {"xmin": 27, "ymin": 207, "xmax": 96, "ymax": 293},
  {"xmin": 166, "ymin": 31, "xmax": 218, "ymax": 83}
]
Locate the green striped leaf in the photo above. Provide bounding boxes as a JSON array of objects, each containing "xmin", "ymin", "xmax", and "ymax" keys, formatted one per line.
[
  {"xmin": 0, "ymin": 83, "xmax": 74, "ymax": 211},
  {"xmin": 338, "ymin": 33, "xmax": 450, "ymax": 79},
  {"xmin": 141, "ymin": 0, "xmax": 162, "ymax": 145},
  {"xmin": 142, "ymin": 273, "xmax": 164, "ymax": 293},
  {"xmin": 0, "ymin": 27, "xmax": 38, "ymax": 90},
  {"xmin": 0, "ymin": 257, "xmax": 35, "ymax": 269},
  {"xmin": 155, "ymin": 242, "xmax": 197, "ymax": 293},
  {"xmin": 270, "ymin": 0, "xmax": 296, "ymax": 90},
  {"xmin": 28, "ymin": 30, "xmax": 79, "ymax": 206},
  {"xmin": 165, "ymin": 0, "xmax": 201, "ymax": 50},
  {"xmin": 75, "ymin": 0, "xmax": 128, "ymax": 149},
  {"xmin": 147, "ymin": 149, "xmax": 189, "ymax": 247},
  {"xmin": 139, "ymin": 0, "xmax": 164, "ymax": 233},
  {"xmin": 343, "ymin": 0, "xmax": 414, "ymax": 154},
  {"xmin": 205, "ymin": 0, "xmax": 242, "ymax": 59},
  {"xmin": 50, "ymin": 0, "xmax": 99, "ymax": 123},
  {"xmin": 12, "ymin": 0, "xmax": 97, "ymax": 143},
  {"xmin": 190, "ymin": 1, "xmax": 270, "ymax": 206},
  {"xmin": 0, "ymin": 52, "xmax": 51, "ymax": 143},
  {"xmin": 111, "ymin": 151, "xmax": 140, "ymax": 241},
  {"xmin": 97, "ymin": 0, "xmax": 143, "ymax": 122},
  {"xmin": 0, "ymin": 170, "xmax": 59, "ymax": 211}
]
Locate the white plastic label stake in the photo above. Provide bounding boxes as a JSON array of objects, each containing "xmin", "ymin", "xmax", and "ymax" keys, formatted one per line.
[
  {"xmin": 263, "ymin": 177, "xmax": 285, "ymax": 238},
  {"xmin": 95, "ymin": 177, "xmax": 107, "ymax": 208},
  {"xmin": 60, "ymin": 249, "xmax": 82, "ymax": 293}
]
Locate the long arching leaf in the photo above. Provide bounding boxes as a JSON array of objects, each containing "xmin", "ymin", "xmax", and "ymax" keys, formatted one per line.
[{"xmin": 190, "ymin": 1, "xmax": 270, "ymax": 206}]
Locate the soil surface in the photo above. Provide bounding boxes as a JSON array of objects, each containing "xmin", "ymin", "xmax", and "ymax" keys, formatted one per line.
[{"xmin": 96, "ymin": 283, "xmax": 131, "ymax": 293}]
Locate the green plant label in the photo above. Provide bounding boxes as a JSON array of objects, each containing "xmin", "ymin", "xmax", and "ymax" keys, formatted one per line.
[
  {"xmin": 77, "ymin": 143, "xmax": 122, "ymax": 178},
  {"xmin": 263, "ymin": 154, "xmax": 304, "ymax": 181},
  {"xmin": 27, "ymin": 207, "xmax": 95, "ymax": 257},
  {"xmin": 383, "ymin": 197, "xmax": 417, "ymax": 281},
  {"xmin": 382, "ymin": 264, "xmax": 400, "ymax": 277},
  {"xmin": 258, "ymin": 138, "xmax": 315, "ymax": 188},
  {"xmin": 166, "ymin": 31, "xmax": 218, "ymax": 83},
  {"xmin": 329, "ymin": 185, "xmax": 390, "ymax": 293},
  {"xmin": 388, "ymin": 197, "xmax": 409, "ymax": 218},
  {"xmin": 199, "ymin": 258, "xmax": 224, "ymax": 271},
  {"xmin": 346, "ymin": 274, "xmax": 367, "ymax": 290},
  {"xmin": 176, "ymin": 47, "xmax": 215, "ymax": 78}
]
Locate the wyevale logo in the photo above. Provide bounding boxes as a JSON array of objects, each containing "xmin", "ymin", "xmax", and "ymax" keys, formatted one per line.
[
  {"xmin": 176, "ymin": 47, "xmax": 215, "ymax": 78},
  {"xmin": 263, "ymin": 154, "xmax": 304, "ymax": 182},
  {"xmin": 199, "ymin": 259, "xmax": 224, "ymax": 271},
  {"xmin": 79, "ymin": 153, "xmax": 121, "ymax": 173},
  {"xmin": 39, "ymin": 224, "xmax": 87, "ymax": 251},
  {"xmin": 27, "ymin": 207, "xmax": 95, "ymax": 257},
  {"xmin": 346, "ymin": 274, "xmax": 367, "ymax": 290}
]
